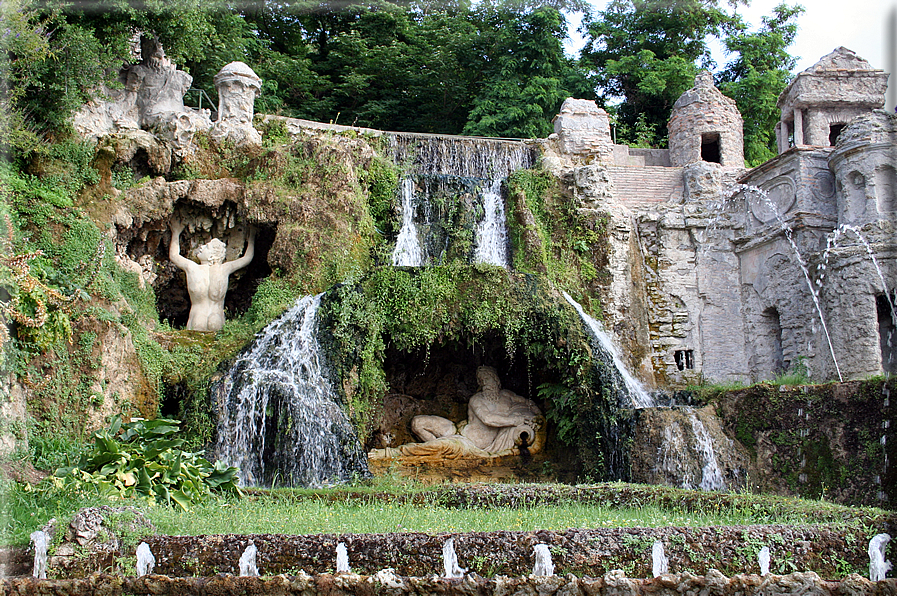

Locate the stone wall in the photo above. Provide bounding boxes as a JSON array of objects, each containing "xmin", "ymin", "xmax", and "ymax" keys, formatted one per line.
[{"xmin": 3, "ymin": 572, "xmax": 895, "ymax": 596}]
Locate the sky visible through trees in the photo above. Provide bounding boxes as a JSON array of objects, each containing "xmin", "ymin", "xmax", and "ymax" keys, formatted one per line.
[{"xmin": 1, "ymin": 0, "xmax": 818, "ymax": 163}]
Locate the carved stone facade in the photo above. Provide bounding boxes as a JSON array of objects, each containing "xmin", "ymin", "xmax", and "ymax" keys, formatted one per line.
[
  {"xmin": 551, "ymin": 49, "xmax": 895, "ymax": 386},
  {"xmin": 776, "ymin": 47, "xmax": 889, "ymax": 152}
]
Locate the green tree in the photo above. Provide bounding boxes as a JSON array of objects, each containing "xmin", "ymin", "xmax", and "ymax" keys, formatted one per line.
[
  {"xmin": 462, "ymin": 3, "xmax": 593, "ymax": 138},
  {"xmin": 581, "ymin": 0, "xmax": 745, "ymax": 147},
  {"xmin": 717, "ymin": 3, "xmax": 803, "ymax": 166}
]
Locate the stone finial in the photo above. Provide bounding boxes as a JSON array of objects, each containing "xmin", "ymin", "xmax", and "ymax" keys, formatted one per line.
[
  {"xmin": 210, "ymin": 62, "xmax": 263, "ymax": 147},
  {"xmin": 550, "ymin": 98, "xmax": 613, "ymax": 163},
  {"xmin": 694, "ymin": 70, "xmax": 714, "ymax": 89}
]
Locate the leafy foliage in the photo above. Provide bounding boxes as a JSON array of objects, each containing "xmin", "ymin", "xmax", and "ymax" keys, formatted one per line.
[
  {"xmin": 57, "ymin": 416, "xmax": 241, "ymax": 510},
  {"xmin": 581, "ymin": 0, "xmax": 747, "ymax": 147},
  {"xmin": 717, "ymin": 3, "xmax": 804, "ymax": 165}
]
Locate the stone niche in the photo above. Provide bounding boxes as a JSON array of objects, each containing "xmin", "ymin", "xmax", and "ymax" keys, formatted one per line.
[
  {"xmin": 776, "ymin": 47, "xmax": 889, "ymax": 152},
  {"xmin": 668, "ymin": 71, "xmax": 744, "ymax": 168},
  {"xmin": 367, "ymin": 341, "xmax": 563, "ymax": 483},
  {"xmin": 109, "ymin": 178, "xmax": 274, "ymax": 328}
]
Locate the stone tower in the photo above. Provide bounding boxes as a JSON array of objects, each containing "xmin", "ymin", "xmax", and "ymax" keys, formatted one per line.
[
  {"xmin": 776, "ymin": 47, "xmax": 889, "ymax": 153},
  {"xmin": 668, "ymin": 71, "xmax": 744, "ymax": 168}
]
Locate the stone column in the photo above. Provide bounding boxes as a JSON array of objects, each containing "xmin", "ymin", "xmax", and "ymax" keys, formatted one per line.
[
  {"xmin": 775, "ymin": 121, "xmax": 785, "ymax": 154},
  {"xmin": 793, "ymin": 108, "xmax": 804, "ymax": 146}
]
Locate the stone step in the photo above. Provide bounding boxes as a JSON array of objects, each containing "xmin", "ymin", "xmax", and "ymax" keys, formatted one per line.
[{"xmin": 606, "ymin": 165, "xmax": 684, "ymax": 207}]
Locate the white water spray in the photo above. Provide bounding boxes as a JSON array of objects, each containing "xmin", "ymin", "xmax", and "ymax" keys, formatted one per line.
[
  {"xmin": 136, "ymin": 542, "xmax": 155, "ymax": 576},
  {"xmin": 393, "ymin": 178, "xmax": 424, "ymax": 266},
  {"xmin": 735, "ymin": 184, "xmax": 842, "ymax": 381},
  {"xmin": 336, "ymin": 542, "xmax": 350, "ymax": 573},
  {"xmin": 532, "ymin": 544, "xmax": 555, "ymax": 577},
  {"xmin": 239, "ymin": 542, "xmax": 259, "ymax": 577},
  {"xmin": 689, "ymin": 411, "xmax": 726, "ymax": 491},
  {"xmin": 442, "ymin": 538, "xmax": 466, "ymax": 578},
  {"xmin": 563, "ymin": 291, "xmax": 654, "ymax": 408},
  {"xmin": 216, "ymin": 294, "xmax": 369, "ymax": 487},
  {"xmin": 758, "ymin": 546, "xmax": 770, "ymax": 576},
  {"xmin": 652, "ymin": 540, "xmax": 668, "ymax": 577},
  {"xmin": 30, "ymin": 530, "xmax": 48, "ymax": 579},
  {"xmin": 474, "ymin": 178, "xmax": 509, "ymax": 267},
  {"xmin": 869, "ymin": 533, "xmax": 892, "ymax": 581}
]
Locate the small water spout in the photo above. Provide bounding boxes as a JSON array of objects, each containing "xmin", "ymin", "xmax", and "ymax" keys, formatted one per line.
[
  {"xmin": 758, "ymin": 546, "xmax": 770, "ymax": 576},
  {"xmin": 532, "ymin": 544, "xmax": 555, "ymax": 577},
  {"xmin": 652, "ymin": 540, "xmax": 668, "ymax": 577},
  {"xmin": 239, "ymin": 541, "xmax": 259, "ymax": 577},
  {"xmin": 136, "ymin": 542, "xmax": 155, "ymax": 576},
  {"xmin": 735, "ymin": 184, "xmax": 842, "ymax": 381},
  {"xmin": 336, "ymin": 542, "xmax": 350, "ymax": 573},
  {"xmin": 869, "ymin": 533, "xmax": 892, "ymax": 581},
  {"xmin": 30, "ymin": 530, "xmax": 48, "ymax": 579},
  {"xmin": 442, "ymin": 538, "xmax": 466, "ymax": 578}
]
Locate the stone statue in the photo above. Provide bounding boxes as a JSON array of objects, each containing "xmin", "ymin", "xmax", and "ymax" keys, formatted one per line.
[
  {"xmin": 127, "ymin": 36, "xmax": 210, "ymax": 149},
  {"xmin": 211, "ymin": 62, "xmax": 263, "ymax": 147},
  {"xmin": 128, "ymin": 35, "xmax": 193, "ymax": 129},
  {"xmin": 370, "ymin": 366, "xmax": 544, "ymax": 460},
  {"xmin": 169, "ymin": 220, "xmax": 256, "ymax": 332}
]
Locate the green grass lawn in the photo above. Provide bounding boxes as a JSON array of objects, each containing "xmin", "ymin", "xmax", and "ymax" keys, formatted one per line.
[
  {"xmin": 147, "ymin": 495, "xmax": 777, "ymax": 536},
  {"xmin": 5, "ymin": 477, "xmax": 891, "ymax": 546}
]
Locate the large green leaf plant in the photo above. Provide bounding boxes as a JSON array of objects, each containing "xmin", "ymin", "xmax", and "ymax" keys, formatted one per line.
[{"xmin": 57, "ymin": 416, "xmax": 241, "ymax": 510}]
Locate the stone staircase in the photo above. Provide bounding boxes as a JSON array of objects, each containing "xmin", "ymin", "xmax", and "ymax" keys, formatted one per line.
[{"xmin": 607, "ymin": 165, "xmax": 684, "ymax": 207}]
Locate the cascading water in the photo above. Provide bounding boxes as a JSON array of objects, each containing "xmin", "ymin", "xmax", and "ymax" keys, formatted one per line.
[
  {"xmin": 136, "ymin": 542, "xmax": 155, "ymax": 576},
  {"xmin": 442, "ymin": 538, "xmax": 466, "ymax": 578},
  {"xmin": 689, "ymin": 410, "xmax": 726, "ymax": 491},
  {"xmin": 652, "ymin": 540, "xmax": 668, "ymax": 577},
  {"xmin": 336, "ymin": 543, "xmax": 350, "ymax": 573},
  {"xmin": 651, "ymin": 407, "xmax": 731, "ymax": 491},
  {"xmin": 474, "ymin": 178, "xmax": 510, "ymax": 267},
  {"xmin": 387, "ymin": 134, "xmax": 535, "ymax": 267},
  {"xmin": 30, "ymin": 530, "xmax": 48, "ymax": 579},
  {"xmin": 239, "ymin": 542, "xmax": 259, "ymax": 577},
  {"xmin": 869, "ymin": 533, "xmax": 892, "ymax": 581},
  {"xmin": 392, "ymin": 178, "xmax": 425, "ymax": 266},
  {"xmin": 562, "ymin": 291, "xmax": 654, "ymax": 408},
  {"xmin": 759, "ymin": 546, "xmax": 771, "ymax": 576},
  {"xmin": 215, "ymin": 294, "xmax": 370, "ymax": 488},
  {"xmin": 532, "ymin": 544, "xmax": 555, "ymax": 577}
]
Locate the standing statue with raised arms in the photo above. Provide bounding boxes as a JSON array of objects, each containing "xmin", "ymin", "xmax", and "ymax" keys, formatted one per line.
[{"xmin": 169, "ymin": 220, "xmax": 256, "ymax": 332}]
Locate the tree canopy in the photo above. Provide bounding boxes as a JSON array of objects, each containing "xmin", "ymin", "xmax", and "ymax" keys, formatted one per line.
[{"xmin": 1, "ymin": 0, "xmax": 803, "ymax": 153}]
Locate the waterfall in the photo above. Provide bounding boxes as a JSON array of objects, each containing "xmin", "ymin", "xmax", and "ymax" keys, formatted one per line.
[
  {"xmin": 689, "ymin": 410, "xmax": 726, "ymax": 491},
  {"xmin": 474, "ymin": 178, "xmax": 510, "ymax": 267},
  {"xmin": 562, "ymin": 292, "xmax": 654, "ymax": 408},
  {"xmin": 392, "ymin": 178, "xmax": 424, "ymax": 266},
  {"xmin": 387, "ymin": 134, "xmax": 536, "ymax": 267},
  {"xmin": 215, "ymin": 294, "xmax": 370, "ymax": 488},
  {"xmin": 651, "ymin": 407, "xmax": 727, "ymax": 491}
]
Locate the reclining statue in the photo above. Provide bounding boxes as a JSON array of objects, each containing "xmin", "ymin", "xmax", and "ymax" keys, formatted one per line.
[
  {"xmin": 169, "ymin": 220, "xmax": 255, "ymax": 332},
  {"xmin": 370, "ymin": 366, "xmax": 544, "ymax": 460}
]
